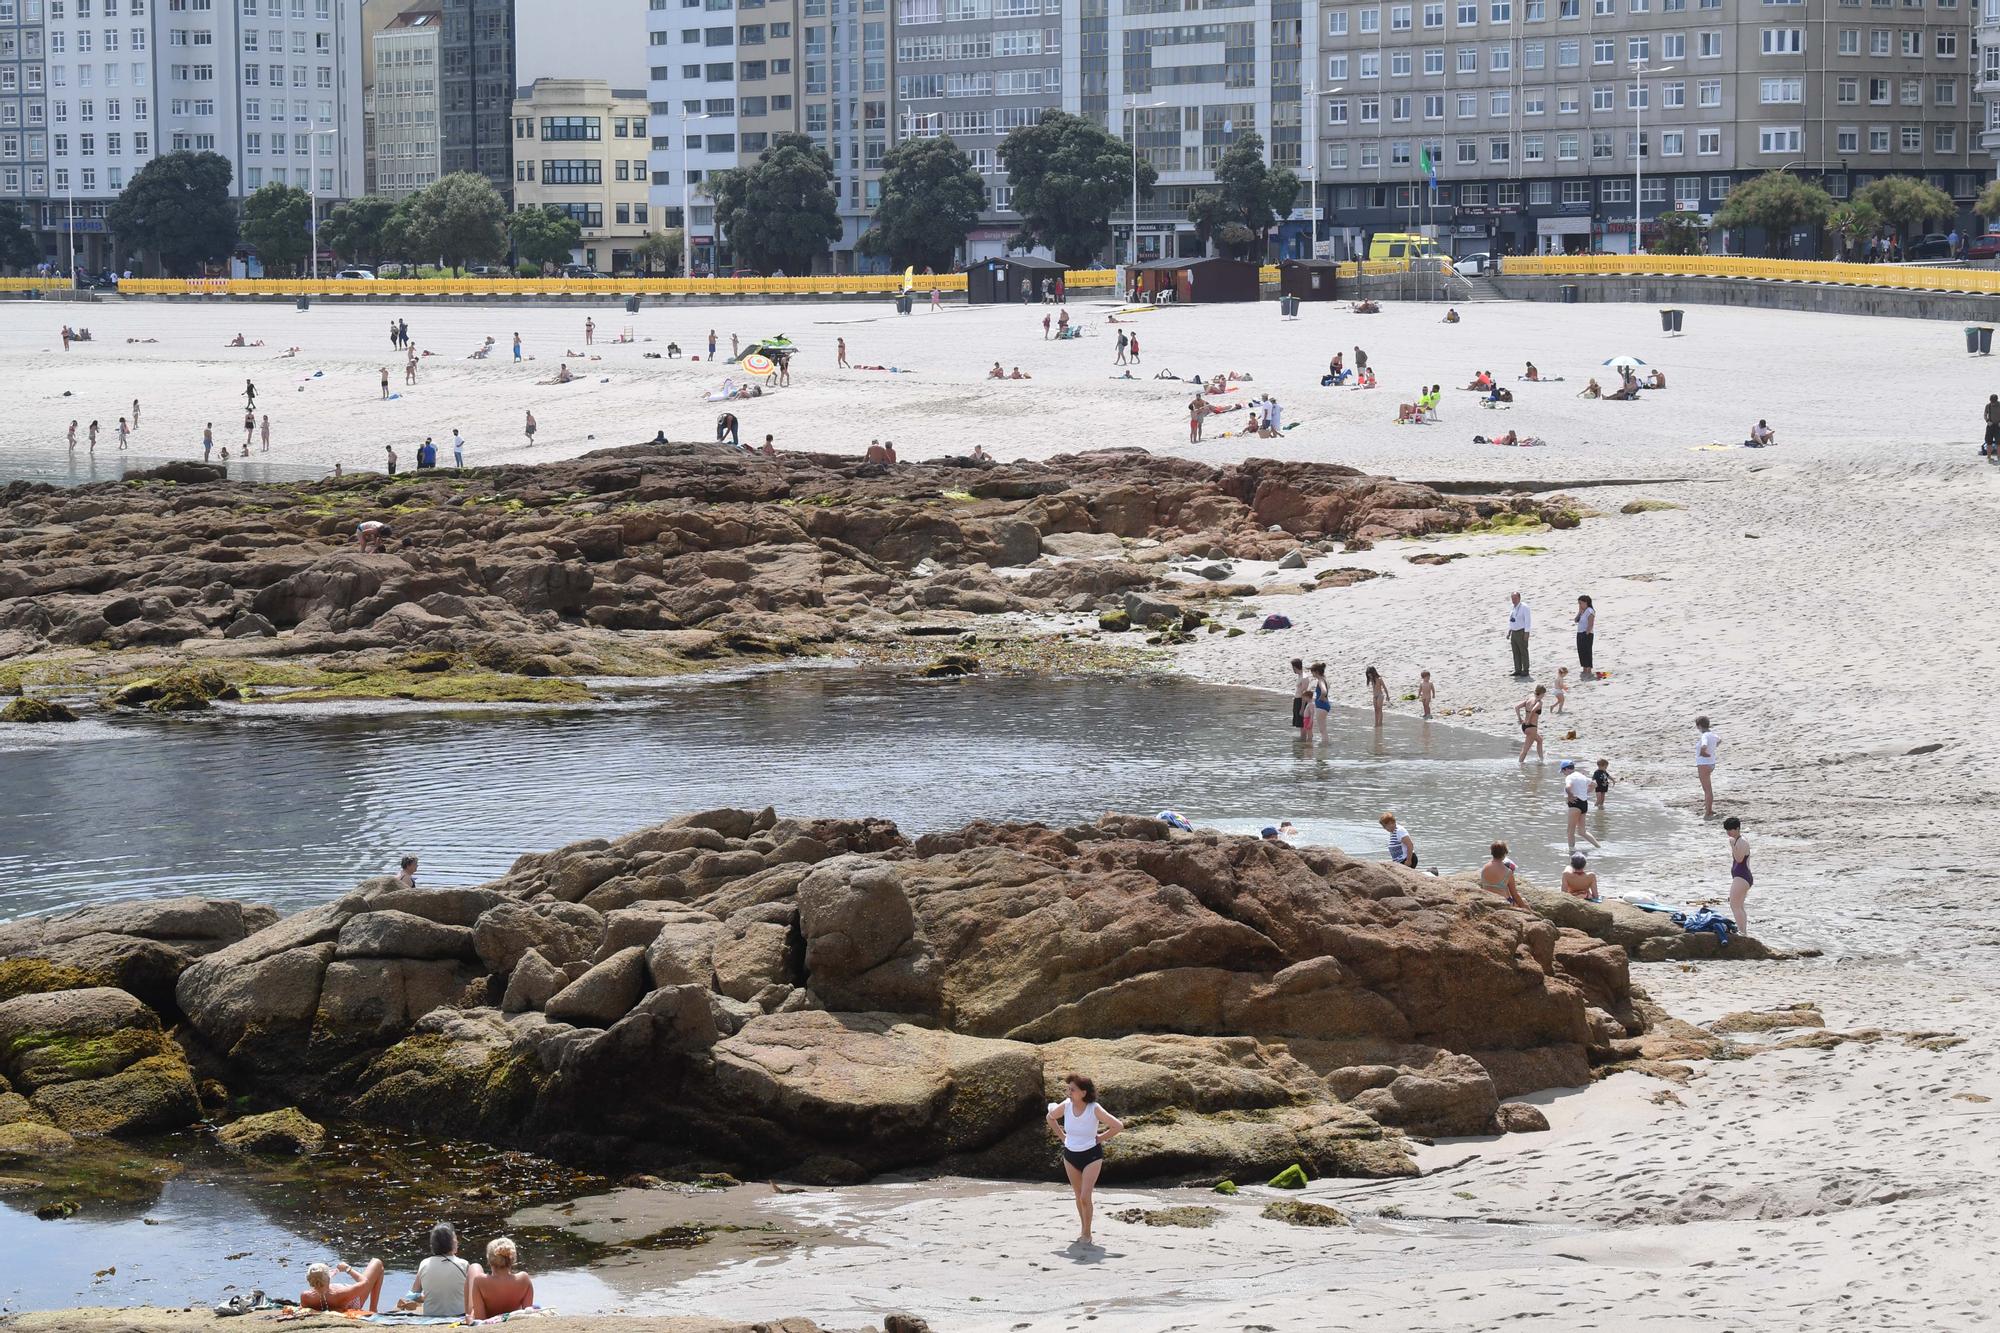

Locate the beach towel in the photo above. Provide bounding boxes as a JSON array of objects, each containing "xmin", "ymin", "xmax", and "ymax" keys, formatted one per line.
[{"xmin": 1670, "ymin": 907, "xmax": 1733, "ymax": 946}]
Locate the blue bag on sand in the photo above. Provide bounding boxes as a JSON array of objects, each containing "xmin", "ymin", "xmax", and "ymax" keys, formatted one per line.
[{"xmin": 1670, "ymin": 907, "xmax": 1733, "ymax": 947}]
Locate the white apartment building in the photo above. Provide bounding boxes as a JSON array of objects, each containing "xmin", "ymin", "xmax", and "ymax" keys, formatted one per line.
[
  {"xmin": 39, "ymin": 0, "xmax": 365, "ymax": 272},
  {"xmin": 369, "ymin": 2, "xmax": 437, "ymax": 198}
]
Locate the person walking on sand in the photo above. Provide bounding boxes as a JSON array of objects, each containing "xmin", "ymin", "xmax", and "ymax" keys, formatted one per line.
[
  {"xmin": 201, "ymin": 423, "xmax": 213, "ymax": 460},
  {"xmin": 1477, "ymin": 842, "xmax": 1529, "ymax": 908},
  {"xmin": 1291, "ymin": 658, "xmax": 1311, "ymax": 735},
  {"xmin": 1516, "ymin": 684, "xmax": 1547, "ymax": 763},
  {"xmin": 524, "ymin": 410, "xmax": 537, "ymax": 444},
  {"xmin": 1507, "ymin": 591, "xmax": 1532, "ymax": 677},
  {"xmin": 116, "ymin": 417, "xmax": 129, "ymax": 450},
  {"xmin": 87, "ymin": 420, "xmax": 99, "ymax": 452},
  {"xmin": 1593, "ymin": 758, "xmax": 1615, "ymax": 810},
  {"xmin": 1552, "ymin": 666, "xmax": 1570, "ymax": 714},
  {"xmin": 1561, "ymin": 760, "xmax": 1600, "ymax": 852},
  {"xmin": 1418, "ymin": 669, "xmax": 1436, "ymax": 719},
  {"xmin": 260, "ymin": 415, "xmax": 271, "ymax": 451},
  {"xmin": 1043, "ymin": 312, "xmax": 1052, "ymax": 340},
  {"xmin": 1047, "ymin": 1072, "xmax": 1122, "ymax": 1248},
  {"xmin": 380, "ymin": 366, "xmax": 390, "ymax": 400},
  {"xmin": 67, "ymin": 420, "xmax": 77, "ymax": 452},
  {"xmin": 1380, "ymin": 811, "xmax": 1417, "ymax": 868},
  {"xmin": 451, "ymin": 429, "xmax": 465, "ymax": 468},
  {"xmin": 244, "ymin": 379, "xmax": 257, "ymax": 410},
  {"xmin": 1188, "ymin": 392, "xmax": 1209, "ymax": 443},
  {"xmin": 707, "ymin": 329, "xmax": 717, "ymax": 361},
  {"xmin": 384, "ymin": 443, "xmax": 398, "ymax": 475},
  {"xmin": 300, "ymin": 1257, "xmax": 386, "ymax": 1314},
  {"xmin": 585, "ymin": 317, "xmax": 595, "ymax": 346},
  {"xmin": 837, "ymin": 337, "xmax": 849, "ymax": 368},
  {"xmin": 405, "ymin": 351, "xmax": 418, "ymax": 385},
  {"xmin": 243, "ymin": 410, "xmax": 256, "ymax": 449},
  {"xmin": 1365, "ymin": 664, "xmax": 1389, "ymax": 726},
  {"xmin": 1724, "ymin": 815, "xmax": 1753, "ymax": 934},
  {"xmin": 1696, "ymin": 715, "xmax": 1720, "ymax": 816},
  {"xmin": 1128, "ymin": 332, "xmax": 1140, "ymax": 365},
  {"xmin": 1574, "ymin": 594, "xmax": 1596, "ymax": 677},
  {"xmin": 132, "ymin": 398, "xmax": 141, "ymax": 430},
  {"xmin": 1308, "ymin": 662, "xmax": 1331, "ymax": 743},
  {"xmin": 398, "ymin": 319, "xmax": 409, "ymax": 349},
  {"xmin": 390, "ymin": 319, "xmax": 401, "ymax": 350},
  {"xmin": 731, "ymin": 333, "xmax": 741, "ymax": 360},
  {"xmin": 1984, "ymin": 393, "xmax": 2000, "ymax": 461},
  {"xmin": 512, "ymin": 332, "xmax": 522, "ymax": 363},
  {"xmin": 1115, "ymin": 329, "xmax": 1129, "ymax": 365}
]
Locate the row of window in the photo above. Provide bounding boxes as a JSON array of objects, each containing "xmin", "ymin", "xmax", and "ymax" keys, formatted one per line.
[
  {"xmin": 514, "ymin": 157, "xmax": 651, "ymax": 184},
  {"xmin": 1330, "ymin": 0, "xmax": 1954, "ymax": 36},
  {"xmin": 5, "ymin": 0, "xmax": 333, "ymax": 17},
  {"xmin": 897, "ymin": 68, "xmax": 1059, "ymax": 99},
  {"xmin": 1325, "ymin": 121, "xmax": 1960, "ymax": 170},
  {"xmin": 1324, "ymin": 73, "xmax": 1960, "ymax": 123},
  {"xmin": 896, "ymin": 28, "xmax": 1057, "ymax": 60},
  {"xmin": 896, "ymin": 0, "xmax": 1051, "ymax": 23}
]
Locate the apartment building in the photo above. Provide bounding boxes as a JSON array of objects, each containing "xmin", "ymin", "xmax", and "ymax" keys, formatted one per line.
[
  {"xmin": 369, "ymin": 2, "xmax": 438, "ymax": 198},
  {"xmin": 438, "ymin": 0, "xmax": 511, "ymax": 201},
  {"xmin": 511, "ymin": 77, "xmax": 652, "ymax": 271},
  {"xmin": 1317, "ymin": 0, "xmax": 1985, "ymax": 258},
  {"xmin": 0, "ymin": 0, "xmax": 50, "ymax": 239},
  {"xmin": 1978, "ymin": 0, "xmax": 2000, "ymax": 164},
  {"xmin": 798, "ymin": 0, "xmax": 889, "ymax": 266},
  {"xmin": 33, "ymin": 0, "xmax": 365, "ymax": 273}
]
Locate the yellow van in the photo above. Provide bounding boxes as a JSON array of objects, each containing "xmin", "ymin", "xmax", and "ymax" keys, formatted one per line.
[{"xmin": 1367, "ymin": 232, "xmax": 1446, "ymax": 262}]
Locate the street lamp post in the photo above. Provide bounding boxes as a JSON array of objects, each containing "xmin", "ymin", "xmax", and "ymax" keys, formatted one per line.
[
  {"xmin": 1631, "ymin": 61, "xmax": 1676, "ymax": 254},
  {"xmin": 1302, "ymin": 83, "xmax": 1342, "ymax": 258},
  {"xmin": 1125, "ymin": 96, "xmax": 1169, "ymax": 282},
  {"xmin": 680, "ymin": 109, "xmax": 712, "ymax": 281}
]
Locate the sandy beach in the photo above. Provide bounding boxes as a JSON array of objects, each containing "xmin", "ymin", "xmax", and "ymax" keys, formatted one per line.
[{"xmin": 6, "ymin": 292, "xmax": 1998, "ymax": 1330}]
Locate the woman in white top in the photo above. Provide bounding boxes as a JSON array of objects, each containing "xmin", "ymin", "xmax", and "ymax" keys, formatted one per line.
[
  {"xmin": 1045, "ymin": 1073, "xmax": 1123, "ymax": 1247},
  {"xmin": 407, "ymin": 1224, "xmax": 470, "ymax": 1319},
  {"xmin": 1695, "ymin": 714, "xmax": 1720, "ymax": 817}
]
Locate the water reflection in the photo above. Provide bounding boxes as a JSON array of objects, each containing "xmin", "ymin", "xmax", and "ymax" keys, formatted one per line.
[
  {"xmin": 0, "ymin": 671, "xmax": 1680, "ymax": 920},
  {"xmin": 0, "ymin": 448, "xmax": 327, "ymax": 488}
]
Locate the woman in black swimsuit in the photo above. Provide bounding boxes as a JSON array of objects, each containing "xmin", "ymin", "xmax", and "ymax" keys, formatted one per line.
[
  {"xmin": 1515, "ymin": 684, "xmax": 1547, "ymax": 763},
  {"xmin": 1046, "ymin": 1073, "xmax": 1123, "ymax": 1247}
]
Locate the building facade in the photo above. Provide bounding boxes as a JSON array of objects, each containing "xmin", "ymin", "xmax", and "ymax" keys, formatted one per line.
[
  {"xmin": 511, "ymin": 77, "xmax": 651, "ymax": 271},
  {"xmin": 439, "ymin": 0, "xmax": 511, "ymax": 201},
  {"xmin": 1978, "ymin": 0, "xmax": 2000, "ymax": 166},
  {"xmin": 32, "ymin": 0, "xmax": 365, "ymax": 273},
  {"xmin": 1315, "ymin": 0, "xmax": 1987, "ymax": 259},
  {"xmin": 369, "ymin": 3, "xmax": 439, "ymax": 199},
  {"xmin": 0, "ymin": 0, "xmax": 51, "ymax": 249}
]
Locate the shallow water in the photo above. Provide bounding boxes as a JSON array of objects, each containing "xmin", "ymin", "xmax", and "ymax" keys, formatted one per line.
[
  {"xmin": 0, "ymin": 669, "xmax": 1677, "ymax": 919},
  {"xmin": 0, "ymin": 446, "xmax": 327, "ymax": 488}
]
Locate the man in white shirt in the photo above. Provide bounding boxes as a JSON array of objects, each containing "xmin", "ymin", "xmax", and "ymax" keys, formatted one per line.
[
  {"xmin": 1507, "ymin": 592, "xmax": 1533, "ymax": 677},
  {"xmin": 1561, "ymin": 760, "xmax": 1600, "ymax": 852},
  {"xmin": 1695, "ymin": 715, "xmax": 1721, "ymax": 816},
  {"xmin": 451, "ymin": 429, "xmax": 466, "ymax": 468}
]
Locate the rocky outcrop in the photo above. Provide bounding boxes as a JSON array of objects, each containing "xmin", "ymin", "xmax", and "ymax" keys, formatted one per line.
[
  {"xmin": 214, "ymin": 1106, "xmax": 327, "ymax": 1155},
  {"xmin": 0, "ymin": 445, "xmax": 1513, "ymax": 675},
  {"xmin": 0, "ymin": 897, "xmax": 277, "ymax": 1013},
  {"xmin": 1515, "ymin": 885, "xmax": 1788, "ymax": 962},
  {"xmin": 0, "ymin": 987, "xmax": 202, "ymax": 1137}
]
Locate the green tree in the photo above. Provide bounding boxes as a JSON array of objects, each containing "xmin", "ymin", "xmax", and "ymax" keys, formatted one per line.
[
  {"xmin": 1210, "ymin": 132, "xmax": 1299, "ymax": 256},
  {"xmin": 1651, "ymin": 210, "xmax": 1706, "ymax": 256},
  {"xmin": 1712, "ymin": 171, "xmax": 1831, "ymax": 257},
  {"xmin": 107, "ymin": 150, "xmax": 237, "ymax": 275},
  {"xmin": 0, "ymin": 200, "xmax": 38, "ymax": 272},
  {"xmin": 999, "ymin": 110, "xmax": 1158, "ymax": 267},
  {"xmin": 1826, "ymin": 199, "xmax": 1882, "ymax": 261},
  {"xmin": 321, "ymin": 194, "xmax": 395, "ymax": 264},
  {"xmin": 857, "ymin": 135, "xmax": 986, "ymax": 271},
  {"xmin": 1977, "ymin": 179, "xmax": 2000, "ymax": 228},
  {"xmin": 404, "ymin": 171, "xmax": 506, "ymax": 272},
  {"xmin": 634, "ymin": 228, "xmax": 683, "ymax": 275},
  {"xmin": 1186, "ymin": 191, "xmax": 1231, "ymax": 255},
  {"xmin": 508, "ymin": 204, "xmax": 583, "ymax": 270},
  {"xmin": 239, "ymin": 182, "xmax": 312, "ymax": 274},
  {"xmin": 377, "ymin": 196, "xmax": 422, "ymax": 267},
  {"xmin": 710, "ymin": 132, "xmax": 842, "ymax": 275},
  {"xmin": 1855, "ymin": 175, "xmax": 1955, "ymax": 245}
]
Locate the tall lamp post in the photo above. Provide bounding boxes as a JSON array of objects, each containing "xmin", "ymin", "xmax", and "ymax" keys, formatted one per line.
[
  {"xmin": 1125, "ymin": 95, "xmax": 1169, "ymax": 282},
  {"xmin": 1302, "ymin": 82, "xmax": 1342, "ymax": 258},
  {"xmin": 681, "ymin": 109, "xmax": 712, "ymax": 280},
  {"xmin": 1631, "ymin": 59, "xmax": 1677, "ymax": 254}
]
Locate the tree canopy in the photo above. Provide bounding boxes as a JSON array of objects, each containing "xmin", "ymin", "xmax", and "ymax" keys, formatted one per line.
[
  {"xmin": 710, "ymin": 132, "xmax": 842, "ymax": 275},
  {"xmin": 1651, "ymin": 210, "xmax": 1706, "ymax": 256},
  {"xmin": 0, "ymin": 200, "xmax": 38, "ymax": 272},
  {"xmin": 239, "ymin": 182, "xmax": 312, "ymax": 274},
  {"xmin": 857, "ymin": 135, "xmax": 987, "ymax": 272},
  {"xmin": 1207, "ymin": 132, "xmax": 1299, "ymax": 254},
  {"xmin": 107, "ymin": 150, "xmax": 237, "ymax": 275},
  {"xmin": 508, "ymin": 204, "xmax": 584, "ymax": 270},
  {"xmin": 321, "ymin": 195, "xmax": 396, "ymax": 264},
  {"xmin": 403, "ymin": 172, "xmax": 507, "ymax": 271},
  {"xmin": 1712, "ymin": 172, "xmax": 1831, "ymax": 257},
  {"xmin": 1978, "ymin": 180, "xmax": 2000, "ymax": 226},
  {"xmin": 1825, "ymin": 200, "xmax": 1882, "ymax": 259},
  {"xmin": 999, "ymin": 110, "xmax": 1157, "ymax": 267},
  {"xmin": 634, "ymin": 229, "xmax": 683, "ymax": 275},
  {"xmin": 1855, "ymin": 176, "xmax": 1955, "ymax": 239}
]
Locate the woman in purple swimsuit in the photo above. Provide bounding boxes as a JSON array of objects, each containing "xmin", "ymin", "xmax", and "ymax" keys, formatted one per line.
[{"xmin": 1724, "ymin": 816, "xmax": 1752, "ymax": 935}]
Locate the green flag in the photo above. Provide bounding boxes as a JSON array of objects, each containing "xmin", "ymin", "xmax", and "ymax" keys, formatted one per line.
[{"xmin": 1420, "ymin": 148, "xmax": 1437, "ymax": 186}]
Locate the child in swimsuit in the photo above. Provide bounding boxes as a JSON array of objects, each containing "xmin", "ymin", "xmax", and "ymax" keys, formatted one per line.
[{"xmin": 1592, "ymin": 759, "xmax": 1614, "ymax": 810}]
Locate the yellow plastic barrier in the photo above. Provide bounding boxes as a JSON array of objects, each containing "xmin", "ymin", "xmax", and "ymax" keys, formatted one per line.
[
  {"xmin": 118, "ymin": 273, "xmax": 974, "ymax": 297},
  {"xmin": 0, "ymin": 277, "xmax": 73, "ymax": 291},
  {"xmin": 1503, "ymin": 253, "xmax": 2000, "ymax": 296}
]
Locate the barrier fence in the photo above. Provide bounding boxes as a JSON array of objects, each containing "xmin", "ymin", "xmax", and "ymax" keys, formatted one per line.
[
  {"xmin": 0, "ymin": 277, "xmax": 71, "ymax": 291},
  {"xmin": 1503, "ymin": 253, "xmax": 2000, "ymax": 296}
]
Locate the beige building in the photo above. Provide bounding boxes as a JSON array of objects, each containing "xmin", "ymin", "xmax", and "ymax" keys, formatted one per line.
[
  {"xmin": 370, "ymin": 4, "xmax": 444, "ymax": 201},
  {"xmin": 512, "ymin": 79, "xmax": 655, "ymax": 273}
]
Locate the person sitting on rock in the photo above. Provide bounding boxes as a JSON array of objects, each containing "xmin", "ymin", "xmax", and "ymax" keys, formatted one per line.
[
  {"xmin": 300, "ymin": 1258, "xmax": 385, "ymax": 1313},
  {"xmin": 865, "ymin": 439, "xmax": 890, "ymax": 463},
  {"xmin": 466, "ymin": 1236, "xmax": 534, "ymax": 1320},
  {"xmin": 1476, "ymin": 841, "xmax": 1529, "ymax": 908},
  {"xmin": 1562, "ymin": 852, "xmax": 1601, "ymax": 902},
  {"xmin": 396, "ymin": 854, "xmax": 418, "ymax": 888}
]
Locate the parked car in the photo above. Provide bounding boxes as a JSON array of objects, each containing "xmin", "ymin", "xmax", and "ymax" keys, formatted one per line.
[
  {"xmin": 1967, "ymin": 233, "xmax": 2000, "ymax": 262},
  {"xmin": 1908, "ymin": 233, "xmax": 1954, "ymax": 261},
  {"xmin": 559, "ymin": 264, "xmax": 606, "ymax": 279},
  {"xmin": 465, "ymin": 264, "xmax": 508, "ymax": 277},
  {"xmin": 1454, "ymin": 251, "xmax": 1493, "ymax": 276},
  {"xmin": 728, "ymin": 268, "xmax": 763, "ymax": 279},
  {"xmin": 332, "ymin": 267, "xmax": 377, "ymax": 280}
]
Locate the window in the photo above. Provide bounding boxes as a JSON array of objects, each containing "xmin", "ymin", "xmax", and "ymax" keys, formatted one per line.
[
  {"xmin": 1698, "ymin": 78, "xmax": 1721, "ymax": 107},
  {"xmin": 1628, "ymin": 84, "xmax": 1647, "ymax": 109},
  {"xmin": 1360, "ymin": 5, "xmax": 1379, "ymax": 30},
  {"xmin": 1523, "ymin": 133, "xmax": 1543, "ymax": 159},
  {"xmin": 1698, "ymin": 30, "xmax": 1721, "ymax": 56},
  {"xmin": 1838, "ymin": 28, "xmax": 1858, "ymax": 53},
  {"xmin": 1391, "ymin": 50, "xmax": 1411, "ymax": 75},
  {"xmin": 1490, "ymin": 45, "xmax": 1510, "ymax": 70},
  {"xmin": 1660, "ymin": 129, "xmax": 1683, "ymax": 154},
  {"xmin": 1894, "ymin": 124, "xmax": 1919, "ymax": 150},
  {"xmin": 1329, "ymin": 54, "xmax": 1348, "ymax": 80},
  {"xmin": 1869, "ymin": 77, "xmax": 1890, "ymax": 102},
  {"xmin": 541, "ymin": 116, "xmax": 602, "ymax": 141},
  {"xmin": 541, "ymin": 158, "xmax": 602, "ymax": 183},
  {"xmin": 1492, "ymin": 0, "xmax": 1511, "ymax": 15},
  {"xmin": 1457, "ymin": 47, "xmax": 1476, "ymax": 72},
  {"xmin": 1559, "ymin": 0, "xmax": 1578, "ymax": 13},
  {"xmin": 1424, "ymin": 1, "xmax": 1444, "ymax": 23},
  {"xmin": 1707, "ymin": 174, "xmax": 1729, "ymax": 198},
  {"xmin": 1392, "ymin": 94, "xmax": 1411, "ymax": 119},
  {"xmin": 1640, "ymin": 179, "xmax": 1666, "ymax": 203},
  {"xmin": 1327, "ymin": 97, "xmax": 1348, "ymax": 124},
  {"xmin": 1868, "ymin": 127, "xmax": 1889, "ymax": 151},
  {"xmin": 1592, "ymin": 85, "xmax": 1613, "ymax": 110},
  {"xmin": 1360, "ymin": 53, "xmax": 1379, "ymax": 78},
  {"xmin": 1391, "ymin": 140, "xmax": 1411, "ymax": 164},
  {"xmin": 1558, "ymin": 86, "xmax": 1579, "ymax": 112},
  {"xmin": 1562, "ymin": 179, "xmax": 1590, "ymax": 203},
  {"xmin": 1837, "ymin": 126, "xmax": 1860, "ymax": 152},
  {"xmin": 1601, "ymin": 178, "xmax": 1630, "ymax": 201},
  {"xmin": 1937, "ymin": 31, "xmax": 1956, "ymax": 56},
  {"xmin": 1593, "ymin": 36, "xmax": 1612, "ymax": 62},
  {"xmin": 1456, "ymin": 92, "xmax": 1475, "ymax": 116},
  {"xmin": 1360, "ymin": 94, "xmax": 1380, "ymax": 121},
  {"xmin": 1524, "ymin": 39, "xmax": 1544, "ymax": 67},
  {"xmin": 1935, "ymin": 125, "xmax": 1955, "ymax": 152},
  {"xmin": 1457, "ymin": 138, "xmax": 1476, "ymax": 161},
  {"xmin": 1628, "ymin": 35, "xmax": 1648, "ymax": 61},
  {"xmin": 1524, "ymin": 88, "xmax": 1545, "ymax": 113},
  {"xmin": 1424, "ymin": 48, "xmax": 1445, "ymax": 73},
  {"xmin": 1557, "ymin": 132, "xmax": 1578, "ymax": 158},
  {"xmin": 1491, "ymin": 90, "xmax": 1511, "ymax": 113},
  {"xmin": 1935, "ymin": 78, "xmax": 1956, "ymax": 106},
  {"xmin": 1327, "ymin": 9, "xmax": 1346, "ymax": 33},
  {"xmin": 1869, "ymin": 27, "xmax": 1889, "ymax": 53},
  {"xmin": 1758, "ymin": 124, "xmax": 1801, "ymax": 153},
  {"xmin": 1558, "ymin": 38, "xmax": 1578, "ymax": 64},
  {"xmin": 1456, "ymin": 0, "xmax": 1475, "ymax": 21},
  {"xmin": 1661, "ymin": 32, "xmax": 1683, "ymax": 58},
  {"xmin": 1591, "ymin": 128, "xmax": 1612, "ymax": 157},
  {"xmin": 1360, "ymin": 142, "xmax": 1380, "ymax": 166},
  {"xmin": 1663, "ymin": 80, "xmax": 1684, "ymax": 107},
  {"xmin": 1460, "ymin": 184, "xmax": 1486, "ymax": 205},
  {"xmin": 1899, "ymin": 29, "xmax": 1918, "ymax": 55},
  {"xmin": 1530, "ymin": 180, "xmax": 1553, "ymax": 204},
  {"xmin": 1423, "ymin": 92, "xmax": 1444, "ymax": 117},
  {"xmin": 1391, "ymin": 3, "xmax": 1411, "ymax": 28},
  {"xmin": 1900, "ymin": 78, "xmax": 1920, "ymax": 105},
  {"xmin": 1760, "ymin": 77, "xmax": 1801, "ymax": 103},
  {"xmin": 1628, "ymin": 129, "xmax": 1647, "ymax": 156}
]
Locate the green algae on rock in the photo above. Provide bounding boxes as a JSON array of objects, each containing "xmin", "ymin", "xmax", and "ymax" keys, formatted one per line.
[{"xmin": 1262, "ymin": 1199, "xmax": 1349, "ymax": 1227}]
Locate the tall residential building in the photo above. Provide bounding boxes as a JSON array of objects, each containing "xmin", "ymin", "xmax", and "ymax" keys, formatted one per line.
[
  {"xmin": 0, "ymin": 0, "xmax": 50, "ymax": 238},
  {"xmin": 1978, "ymin": 0, "xmax": 2000, "ymax": 165},
  {"xmin": 511, "ymin": 77, "xmax": 652, "ymax": 271},
  {"xmin": 645, "ymin": 0, "xmax": 803, "ymax": 275},
  {"xmin": 369, "ymin": 3, "xmax": 440, "ymax": 199},
  {"xmin": 38, "ymin": 0, "xmax": 366, "ymax": 273},
  {"xmin": 1315, "ymin": 0, "xmax": 1985, "ymax": 259},
  {"xmin": 799, "ymin": 0, "xmax": 889, "ymax": 265},
  {"xmin": 439, "ymin": 0, "xmax": 512, "ymax": 200}
]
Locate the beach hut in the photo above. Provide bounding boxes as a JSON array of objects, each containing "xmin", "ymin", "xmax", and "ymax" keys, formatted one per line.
[
  {"xmin": 1278, "ymin": 259, "xmax": 1343, "ymax": 302},
  {"xmin": 967, "ymin": 255, "xmax": 1068, "ymax": 305},
  {"xmin": 1131, "ymin": 257, "xmax": 1261, "ymax": 304}
]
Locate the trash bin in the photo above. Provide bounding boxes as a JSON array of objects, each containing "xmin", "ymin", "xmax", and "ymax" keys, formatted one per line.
[
  {"xmin": 1659, "ymin": 307, "xmax": 1684, "ymax": 333},
  {"xmin": 1977, "ymin": 326, "xmax": 1996, "ymax": 356},
  {"xmin": 296, "ymin": 296, "xmax": 310, "ymax": 311},
  {"xmin": 1560, "ymin": 284, "xmax": 1579, "ymax": 304},
  {"xmin": 625, "ymin": 294, "xmax": 641, "ymax": 314},
  {"xmin": 1967, "ymin": 326, "xmax": 1984, "ymax": 354},
  {"xmin": 1279, "ymin": 294, "xmax": 1300, "ymax": 318}
]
